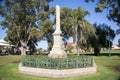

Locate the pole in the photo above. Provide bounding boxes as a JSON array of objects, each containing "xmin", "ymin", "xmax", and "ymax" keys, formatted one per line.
[
  {"xmin": 109, "ymin": 37, "xmax": 111, "ymax": 57},
  {"xmin": 108, "ymin": 29, "xmax": 111, "ymax": 57}
]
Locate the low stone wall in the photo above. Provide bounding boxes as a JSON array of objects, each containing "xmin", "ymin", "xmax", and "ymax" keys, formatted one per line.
[{"xmin": 19, "ymin": 63, "xmax": 97, "ymax": 78}]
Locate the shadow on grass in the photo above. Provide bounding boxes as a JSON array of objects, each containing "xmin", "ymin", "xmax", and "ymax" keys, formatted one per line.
[
  {"xmin": 118, "ymin": 77, "xmax": 120, "ymax": 80},
  {"xmin": 107, "ymin": 65, "xmax": 120, "ymax": 72},
  {"xmin": 78, "ymin": 53, "xmax": 120, "ymax": 56}
]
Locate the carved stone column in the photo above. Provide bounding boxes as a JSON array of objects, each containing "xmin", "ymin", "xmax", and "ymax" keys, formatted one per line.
[{"xmin": 48, "ymin": 5, "xmax": 67, "ymax": 58}]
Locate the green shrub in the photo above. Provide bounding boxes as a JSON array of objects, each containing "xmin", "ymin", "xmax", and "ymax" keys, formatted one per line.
[
  {"xmin": 21, "ymin": 55, "xmax": 94, "ymax": 69},
  {"xmin": 66, "ymin": 45, "xmax": 74, "ymax": 53}
]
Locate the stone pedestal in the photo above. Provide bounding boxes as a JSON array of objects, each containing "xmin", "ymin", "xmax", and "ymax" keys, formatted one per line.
[
  {"xmin": 48, "ymin": 5, "xmax": 67, "ymax": 58},
  {"xmin": 48, "ymin": 33, "xmax": 67, "ymax": 58}
]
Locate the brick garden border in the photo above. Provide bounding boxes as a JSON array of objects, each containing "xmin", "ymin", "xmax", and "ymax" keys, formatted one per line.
[{"xmin": 19, "ymin": 63, "xmax": 97, "ymax": 78}]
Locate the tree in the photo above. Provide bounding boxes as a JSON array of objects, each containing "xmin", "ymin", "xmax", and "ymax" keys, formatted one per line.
[
  {"xmin": 0, "ymin": 0, "xmax": 53, "ymax": 55},
  {"xmin": 60, "ymin": 8, "xmax": 73, "ymax": 42},
  {"xmin": 0, "ymin": 0, "xmax": 6, "ymax": 16},
  {"xmin": 116, "ymin": 28, "xmax": 120, "ymax": 34},
  {"xmin": 61, "ymin": 7, "xmax": 96, "ymax": 53},
  {"xmin": 118, "ymin": 39, "xmax": 120, "ymax": 47},
  {"xmin": 95, "ymin": 0, "xmax": 120, "ymax": 26},
  {"xmin": 90, "ymin": 23, "xmax": 116, "ymax": 56},
  {"xmin": 40, "ymin": 19, "xmax": 54, "ymax": 51},
  {"xmin": 84, "ymin": 0, "xmax": 120, "ymax": 26}
]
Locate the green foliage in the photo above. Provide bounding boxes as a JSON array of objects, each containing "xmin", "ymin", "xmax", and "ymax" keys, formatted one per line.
[
  {"xmin": 84, "ymin": 0, "xmax": 94, "ymax": 3},
  {"xmin": 118, "ymin": 39, "xmax": 120, "ymax": 47},
  {"xmin": 21, "ymin": 55, "xmax": 93, "ymax": 69},
  {"xmin": 0, "ymin": 0, "xmax": 53, "ymax": 55},
  {"xmin": 95, "ymin": 3, "xmax": 105, "ymax": 12},
  {"xmin": 86, "ymin": 23, "xmax": 116, "ymax": 56},
  {"xmin": 40, "ymin": 19, "xmax": 54, "ymax": 51},
  {"xmin": 61, "ymin": 8, "xmax": 73, "ymax": 41},
  {"xmin": 66, "ymin": 45, "xmax": 74, "ymax": 53},
  {"xmin": 95, "ymin": 0, "xmax": 120, "ymax": 26},
  {"xmin": 61, "ymin": 7, "xmax": 96, "ymax": 51},
  {"xmin": 116, "ymin": 28, "xmax": 120, "ymax": 34},
  {"xmin": 93, "ymin": 23, "xmax": 115, "ymax": 47},
  {"xmin": 84, "ymin": 0, "xmax": 120, "ymax": 26}
]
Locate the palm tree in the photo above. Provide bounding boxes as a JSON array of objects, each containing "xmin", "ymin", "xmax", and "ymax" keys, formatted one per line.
[{"xmin": 61, "ymin": 7, "xmax": 96, "ymax": 53}]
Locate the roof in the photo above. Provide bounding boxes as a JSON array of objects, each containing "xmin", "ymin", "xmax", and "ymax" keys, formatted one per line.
[
  {"xmin": 112, "ymin": 45, "xmax": 120, "ymax": 49},
  {"xmin": 0, "ymin": 39, "xmax": 10, "ymax": 47},
  {"xmin": 64, "ymin": 42, "xmax": 73, "ymax": 46}
]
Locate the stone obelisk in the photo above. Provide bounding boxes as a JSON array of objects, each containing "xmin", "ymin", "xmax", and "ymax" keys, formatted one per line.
[{"xmin": 48, "ymin": 5, "xmax": 67, "ymax": 58}]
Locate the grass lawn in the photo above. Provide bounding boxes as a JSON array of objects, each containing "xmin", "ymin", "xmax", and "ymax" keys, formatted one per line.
[{"xmin": 0, "ymin": 50, "xmax": 120, "ymax": 80}]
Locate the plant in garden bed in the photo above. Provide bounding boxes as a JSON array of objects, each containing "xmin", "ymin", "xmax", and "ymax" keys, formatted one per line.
[{"xmin": 21, "ymin": 55, "xmax": 94, "ymax": 69}]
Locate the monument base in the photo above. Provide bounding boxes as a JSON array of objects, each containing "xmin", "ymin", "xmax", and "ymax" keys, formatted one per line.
[
  {"xmin": 48, "ymin": 48, "xmax": 67, "ymax": 58},
  {"xmin": 19, "ymin": 63, "xmax": 97, "ymax": 78}
]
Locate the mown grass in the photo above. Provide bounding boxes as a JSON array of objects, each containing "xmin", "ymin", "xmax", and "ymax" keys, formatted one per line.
[{"xmin": 0, "ymin": 50, "xmax": 120, "ymax": 80}]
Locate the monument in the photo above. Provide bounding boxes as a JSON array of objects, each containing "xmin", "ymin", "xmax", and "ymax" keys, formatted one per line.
[
  {"xmin": 48, "ymin": 5, "xmax": 67, "ymax": 58},
  {"xmin": 19, "ymin": 5, "xmax": 97, "ymax": 78}
]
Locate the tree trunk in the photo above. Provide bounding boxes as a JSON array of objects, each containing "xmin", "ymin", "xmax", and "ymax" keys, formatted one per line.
[
  {"xmin": 21, "ymin": 41, "xmax": 27, "ymax": 55},
  {"xmin": 77, "ymin": 26, "xmax": 81, "ymax": 56},
  {"xmin": 74, "ymin": 41, "xmax": 77, "ymax": 52},
  {"xmin": 73, "ymin": 34, "xmax": 76, "ymax": 43},
  {"xmin": 73, "ymin": 33, "xmax": 77, "ymax": 53},
  {"xmin": 94, "ymin": 47, "xmax": 100, "ymax": 56}
]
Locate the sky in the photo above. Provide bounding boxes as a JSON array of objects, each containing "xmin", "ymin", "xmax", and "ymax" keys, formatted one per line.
[{"xmin": 0, "ymin": 0, "xmax": 120, "ymax": 50}]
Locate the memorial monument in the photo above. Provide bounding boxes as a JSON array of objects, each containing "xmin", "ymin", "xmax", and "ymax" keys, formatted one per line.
[
  {"xmin": 19, "ymin": 5, "xmax": 97, "ymax": 78},
  {"xmin": 48, "ymin": 5, "xmax": 67, "ymax": 58}
]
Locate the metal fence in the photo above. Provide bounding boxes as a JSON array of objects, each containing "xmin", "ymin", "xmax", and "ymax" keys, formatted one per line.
[{"xmin": 21, "ymin": 55, "xmax": 94, "ymax": 69}]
